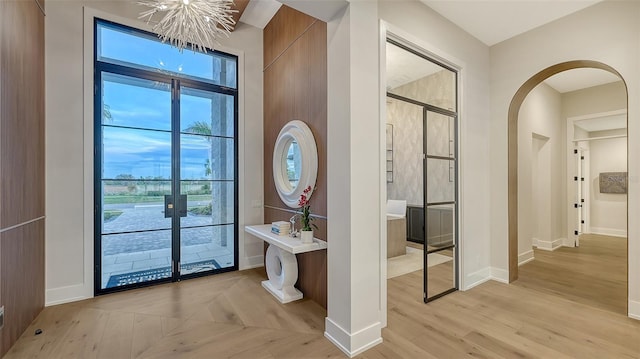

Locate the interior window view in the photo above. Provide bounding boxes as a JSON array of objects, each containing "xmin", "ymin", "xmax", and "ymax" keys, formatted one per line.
[{"xmin": 2, "ymin": 1, "xmax": 640, "ymax": 358}]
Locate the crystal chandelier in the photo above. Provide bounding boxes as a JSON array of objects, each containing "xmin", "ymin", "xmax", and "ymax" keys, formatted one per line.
[{"xmin": 138, "ymin": 0, "xmax": 238, "ymax": 52}]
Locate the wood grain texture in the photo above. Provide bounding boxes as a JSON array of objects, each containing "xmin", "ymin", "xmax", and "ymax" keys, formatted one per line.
[
  {"xmin": 263, "ymin": 6, "xmax": 327, "ymax": 308},
  {"xmin": 0, "ymin": 0, "xmax": 45, "ymax": 229},
  {"xmin": 507, "ymin": 60, "xmax": 626, "ymax": 282},
  {"xmin": 263, "ymin": 5, "xmax": 316, "ymax": 70},
  {"xmin": 5, "ymin": 264, "xmax": 640, "ymax": 358},
  {"xmin": 230, "ymin": 0, "xmax": 249, "ymax": 31},
  {"xmin": 0, "ymin": 219, "xmax": 45, "ymax": 358}
]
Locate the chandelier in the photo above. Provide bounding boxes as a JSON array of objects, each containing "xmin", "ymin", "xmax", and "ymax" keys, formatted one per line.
[{"xmin": 138, "ymin": 0, "xmax": 238, "ymax": 52}]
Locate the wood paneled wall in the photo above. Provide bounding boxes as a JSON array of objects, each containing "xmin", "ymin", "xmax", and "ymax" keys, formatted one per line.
[
  {"xmin": 263, "ymin": 6, "xmax": 328, "ymax": 308},
  {"xmin": 0, "ymin": 0, "xmax": 46, "ymax": 356}
]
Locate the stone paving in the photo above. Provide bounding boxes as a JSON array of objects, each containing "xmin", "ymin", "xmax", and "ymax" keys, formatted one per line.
[{"xmin": 100, "ymin": 203, "xmax": 235, "ymax": 289}]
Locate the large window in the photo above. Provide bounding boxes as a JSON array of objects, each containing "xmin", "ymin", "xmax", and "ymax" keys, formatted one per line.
[{"xmin": 94, "ymin": 19, "xmax": 238, "ymax": 294}]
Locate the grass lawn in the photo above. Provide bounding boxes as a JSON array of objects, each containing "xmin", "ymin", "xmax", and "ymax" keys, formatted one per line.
[{"xmin": 103, "ymin": 194, "xmax": 212, "ymax": 204}]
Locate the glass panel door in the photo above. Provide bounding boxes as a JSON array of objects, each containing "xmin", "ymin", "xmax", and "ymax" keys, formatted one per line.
[
  {"xmin": 98, "ymin": 72, "xmax": 174, "ymax": 290},
  {"xmin": 179, "ymin": 87, "xmax": 236, "ymax": 275},
  {"xmin": 424, "ymin": 110, "xmax": 458, "ymax": 302}
]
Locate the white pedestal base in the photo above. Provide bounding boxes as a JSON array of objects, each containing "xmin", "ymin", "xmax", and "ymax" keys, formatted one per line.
[
  {"xmin": 262, "ymin": 280, "xmax": 303, "ymax": 303},
  {"xmin": 264, "ymin": 244, "xmax": 303, "ymax": 303}
]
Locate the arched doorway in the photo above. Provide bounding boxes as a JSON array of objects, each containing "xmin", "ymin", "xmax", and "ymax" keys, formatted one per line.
[{"xmin": 507, "ymin": 60, "xmax": 628, "ymax": 285}]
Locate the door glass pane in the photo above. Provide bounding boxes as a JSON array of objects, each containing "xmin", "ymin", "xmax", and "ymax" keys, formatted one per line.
[
  {"xmin": 102, "ymin": 127, "xmax": 172, "ymax": 179},
  {"xmin": 426, "ymin": 112, "xmax": 455, "ymax": 158},
  {"xmin": 426, "ymin": 158, "xmax": 455, "ymax": 203},
  {"xmin": 179, "ymin": 86, "xmax": 236, "ymax": 275},
  {"xmin": 426, "ymin": 246, "xmax": 455, "ymax": 298},
  {"xmin": 181, "ymin": 88, "xmax": 235, "ymax": 137},
  {"xmin": 101, "ymin": 230, "xmax": 172, "ymax": 289},
  {"xmin": 426, "ymin": 204, "xmax": 455, "ymax": 251},
  {"xmin": 101, "ymin": 72, "xmax": 171, "ymax": 130},
  {"xmin": 102, "ymin": 181, "xmax": 171, "ymax": 234},
  {"xmin": 386, "ymin": 41, "xmax": 456, "ymax": 111}
]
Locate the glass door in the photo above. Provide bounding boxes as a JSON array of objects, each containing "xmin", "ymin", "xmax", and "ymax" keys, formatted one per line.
[
  {"xmin": 424, "ymin": 110, "xmax": 458, "ymax": 302},
  {"xmin": 97, "ymin": 72, "xmax": 175, "ymax": 290},
  {"xmin": 178, "ymin": 86, "xmax": 236, "ymax": 275}
]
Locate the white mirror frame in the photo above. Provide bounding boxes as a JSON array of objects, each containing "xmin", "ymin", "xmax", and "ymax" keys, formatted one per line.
[{"xmin": 273, "ymin": 120, "xmax": 318, "ymax": 208}]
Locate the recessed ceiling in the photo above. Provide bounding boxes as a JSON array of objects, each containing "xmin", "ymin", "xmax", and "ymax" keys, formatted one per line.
[
  {"xmin": 239, "ymin": 0, "xmax": 282, "ymax": 29},
  {"xmin": 420, "ymin": 0, "xmax": 604, "ymax": 46},
  {"xmin": 543, "ymin": 68, "xmax": 621, "ymax": 93}
]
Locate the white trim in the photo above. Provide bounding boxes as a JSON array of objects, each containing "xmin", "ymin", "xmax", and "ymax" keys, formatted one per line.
[
  {"xmin": 518, "ymin": 250, "xmax": 534, "ymax": 266},
  {"xmin": 463, "ymin": 267, "xmax": 491, "ymax": 290},
  {"xmin": 46, "ymin": 284, "xmax": 89, "ymax": 306},
  {"xmin": 490, "ymin": 267, "xmax": 509, "ymax": 283},
  {"xmin": 629, "ymin": 300, "xmax": 640, "ymax": 320},
  {"xmin": 563, "ymin": 237, "xmax": 576, "ymax": 247},
  {"xmin": 589, "ymin": 227, "xmax": 627, "ymax": 238},
  {"xmin": 324, "ymin": 318, "xmax": 383, "ymax": 358},
  {"xmin": 378, "ymin": 20, "xmax": 389, "ymax": 329},
  {"xmin": 534, "ymin": 238, "xmax": 564, "ymax": 251},
  {"xmin": 240, "ymin": 255, "xmax": 264, "ymax": 270}
]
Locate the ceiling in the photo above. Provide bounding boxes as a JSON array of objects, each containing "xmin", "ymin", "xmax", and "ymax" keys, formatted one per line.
[
  {"xmin": 574, "ymin": 113, "xmax": 627, "ymax": 132},
  {"xmin": 419, "ymin": 0, "xmax": 604, "ymax": 46}
]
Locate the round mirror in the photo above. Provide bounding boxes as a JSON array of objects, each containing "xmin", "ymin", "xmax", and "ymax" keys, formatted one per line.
[{"xmin": 273, "ymin": 120, "xmax": 318, "ymax": 208}]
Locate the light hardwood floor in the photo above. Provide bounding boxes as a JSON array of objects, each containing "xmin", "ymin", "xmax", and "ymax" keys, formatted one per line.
[
  {"xmin": 516, "ymin": 233, "xmax": 628, "ymax": 315},
  {"xmin": 5, "ymin": 242, "xmax": 640, "ymax": 358}
]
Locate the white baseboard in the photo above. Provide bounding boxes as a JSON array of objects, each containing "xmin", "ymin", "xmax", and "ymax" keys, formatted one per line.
[
  {"xmin": 463, "ymin": 267, "xmax": 491, "ymax": 290},
  {"xmin": 563, "ymin": 237, "xmax": 575, "ymax": 247},
  {"xmin": 629, "ymin": 300, "xmax": 640, "ymax": 320},
  {"xmin": 534, "ymin": 238, "xmax": 564, "ymax": 251},
  {"xmin": 46, "ymin": 283, "xmax": 91, "ymax": 306},
  {"xmin": 518, "ymin": 250, "xmax": 534, "ymax": 266},
  {"xmin": 324, "ymin": 317, "xmax": 382, "ymax": 357},
  {"xmin": 490, "ymin": 267, "xmax": 509, "ymax": 283},
  {"xmin": 240, "ymin": 255, "xmax": 264, "ymax": 270},
  {"xmin": 590, "ymin": 227, "xmax": 627, "ymax": 238}
]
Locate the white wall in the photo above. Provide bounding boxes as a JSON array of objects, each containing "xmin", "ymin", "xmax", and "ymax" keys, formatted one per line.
[
  {"xmin": 489, "ymin": 1, "xmax": 640, "ymax": 317},
  {"xmin": 45, "ymin": 1, "xmax": 264, "ymax": 305},
  {"xmin": 589, "ymin": 130, "xmax": 627, "ymax": 237},
  {"xmin": 378, "ymin": 0, "xmax": 493, "ymax": 287},
  {"xmin": 517, "ymin": 83, "xmax": 564, "ymax": 256}
]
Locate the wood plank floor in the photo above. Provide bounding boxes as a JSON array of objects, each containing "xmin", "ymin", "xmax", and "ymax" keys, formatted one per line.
[
  {"xmin": 516, "ymin": 233, "xmax": 627, "ymax": 315},
  {"xmin": 5, "ymin": 244, "xmax": 640, "ymax": 358}
]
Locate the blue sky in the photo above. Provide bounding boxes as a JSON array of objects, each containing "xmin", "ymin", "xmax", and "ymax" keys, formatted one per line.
[{"xmin": 98, "ymin": 22, "xmax": 235, "ymax": 181}]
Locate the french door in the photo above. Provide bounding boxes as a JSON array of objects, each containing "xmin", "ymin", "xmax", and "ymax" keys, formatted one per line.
[{"xmin": 94, "ymin": 68, "xmax": 238, "ymax": 294}]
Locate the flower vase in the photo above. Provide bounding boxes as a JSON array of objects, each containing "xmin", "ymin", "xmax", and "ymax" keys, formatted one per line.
[{"xmin": 300, "ymin": 230, "xmax": 314, "ymax": 244}]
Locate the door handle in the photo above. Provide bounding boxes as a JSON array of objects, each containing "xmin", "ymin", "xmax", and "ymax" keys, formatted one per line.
[
  {"xmin": 164, "ymin": 195, "xmax": 174, "ymax": 218},
  {"xmin": 179, "ymin": 194, "xmax": 187, "ymax": 218}
]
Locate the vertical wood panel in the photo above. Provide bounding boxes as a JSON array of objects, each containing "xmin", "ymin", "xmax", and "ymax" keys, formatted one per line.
[
  {"xmin": 0, "ymin": 0, "xmax": 45, "ymax": 229},
  {"xmin": 264, "ymin": 7, "xmax": 328, "ymax": 307},
  {"xmin": 0, "ymin": 219, "xmax": 45, "ymax": 357},
  {"xmin": 0, "ymin": 0, "xmax": 45, "ymax": 356}
]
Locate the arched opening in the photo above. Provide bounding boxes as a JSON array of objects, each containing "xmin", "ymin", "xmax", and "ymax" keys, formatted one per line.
[{"xmin": 508, "ymin": 60, "xmax": 628, "ymax": 287}]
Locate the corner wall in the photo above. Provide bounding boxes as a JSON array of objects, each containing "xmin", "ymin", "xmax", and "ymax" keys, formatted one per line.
[
  {"xmin": 262, "ymin": 5, "xmax": 328, "ymax": 308},
  {"xmin": 0, "ymin": 0, "xmax": 46, "ymax": 355}
]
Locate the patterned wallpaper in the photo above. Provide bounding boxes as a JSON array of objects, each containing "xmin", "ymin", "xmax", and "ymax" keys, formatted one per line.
[{"xmin": 387, "ymin": 70, "xmax": 455, "ymax": 207}]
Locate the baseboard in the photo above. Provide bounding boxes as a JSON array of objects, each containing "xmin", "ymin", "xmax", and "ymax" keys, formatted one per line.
[
  {"xmin": 463, "ymin": 267, "xmax": 491, "ymax": 290},
  {"xmin": 324, "ymin": 317, "xmax": 382, "ymax": 357},
  {"xmin": 563, "ymin": 237, "xmax": 575, "ymax": 247},
  {"xmin": 590, "ymin": 227, "xmax": 627, "ymax": 238},
  {"xmin": 629, "ymin": 300, "xmax": 640, "ymax": 320},
  {"xmin": 534, "ymin": 238, "xmax": 564, "ymax": 251},
  {"xmin": 240, "ymin": 254, "xmax": 264, "ymax": 270},
  {"xmin": 518, "ymin": 250, "xmax": 534, "ymax": 266},
  {"xmin": 46, "ymin": 283, "xmax": 91, "ymax": 306},
  {"xmin": 490, "ymin": 267, "xmax": 509, "ymax": 283}
]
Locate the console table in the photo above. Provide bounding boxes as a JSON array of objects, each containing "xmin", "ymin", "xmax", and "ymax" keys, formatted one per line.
[{"xmin": 245, "ymin": 224, "xmax": 327, "ymax": 303}]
